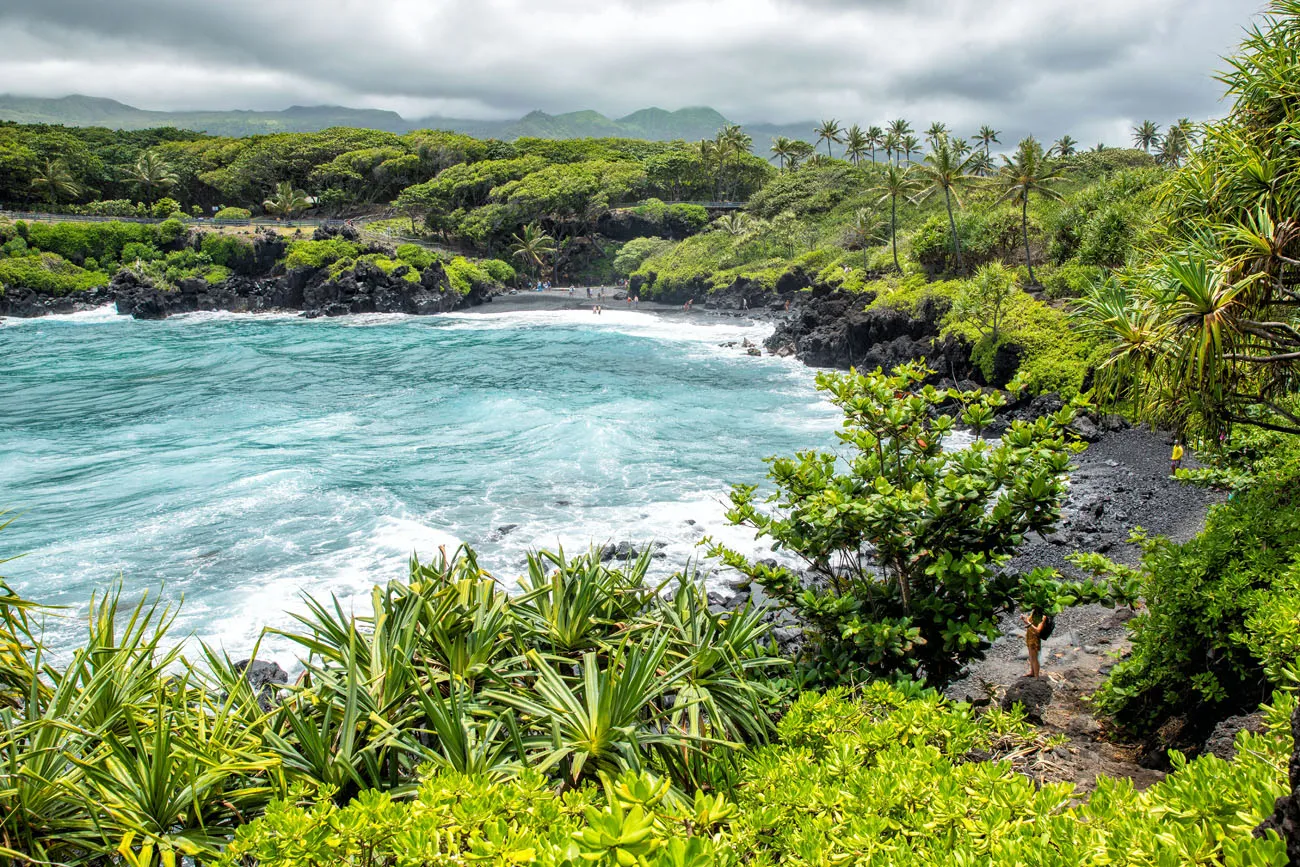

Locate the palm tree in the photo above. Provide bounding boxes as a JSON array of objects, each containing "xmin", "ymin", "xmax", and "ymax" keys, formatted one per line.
[
  {"xmin": 843, "ymin": 124, "xmax": 870, "ymax": 166},
  {"xmin": 719, "ymin": 124, "xmax": 752, "ymax": 199},
  {"xmin": 30, "ymin": 158, "xmax": 82, "ymax": 205},
  {"xmin": 992, "ymin": 136, "xmax": 1068, "ymax": 285},
  {"xmin": 1175, "ymin": 117, "xmax": 1200, "ymax": 145},
  {"xmin": 914, "ymin": 134, "xmax": 979, "ymax": 271},
  {"xmin": 1091, "ymin": 142, "xmax": 1108, "ymax": 153},
  {"xmin": 1050, "ymin": 135, "xmax": 1078, "ymax": 158},
  {"xmin": 1156, "ymin": 127, "xmax": 1189, "ymax": 167},
  {"xmin": 888, "ymin": 119, "xmax": 913, "ymax": 163},
  {"xmin": 976, "ymin": 125, "xmax": 1001, "ymax": 157},
  {"xmin": 262, "ymin": 181, "xmax": 311, "ymax": 218},
  {"xmin": 925, "ymin": 122, "xmax": 948, "ymax": 145},
  {"xmin": 872, "ymin": 163, "xmax": 921, "ymax": 273},
  {"xmin": 510, "ymin": 223, "xmax": 556, "ymax": 279},
  {"xmin": 695, "ymin": 138, "xmax": 721, "ymax": 198},
  {"xmin": 968, "ymin": 150, "xmax": 995, "ymax": 177},
  {"xmin": 786, "ymin": 140, "xmax": 816, "ymax": 170},
  {"xmin": 846, "ymin": 208, "xmax": 883, "ymax": 269},
  {"xmin": 882, "ymin": 131, "xmax": 900, "ymax": 165},
  {"xmin": 127, "ymin": 152, "xmax": 179, "ymax": 204},
  {"xmin": 769, "ymin": 136, "xmax": 797, "ymax": 171},
  {"xmin": 1133, "ymin": 120, "xmax": 1161, "ymax": 152},
  {"xmin": 866, "ymin": 125, "xmax": 885, "ymax": 165},
  {"xmin": 815, "ymin": 119, "xmax": 844, "ymax": 158},
  {"xmin": 902, "ymin": 134, "xmax": 921, "ymax": 164}
]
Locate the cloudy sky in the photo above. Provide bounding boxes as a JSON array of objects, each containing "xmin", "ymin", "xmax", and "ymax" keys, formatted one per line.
[{"xmin": 0, "ymin": 0, "xmax": 1268, "ymax": 144}]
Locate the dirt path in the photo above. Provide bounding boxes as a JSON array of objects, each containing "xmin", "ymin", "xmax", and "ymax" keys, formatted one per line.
[{"xmin": 946, "ymin": 426, "xmax": 1224, "ymax": 794}]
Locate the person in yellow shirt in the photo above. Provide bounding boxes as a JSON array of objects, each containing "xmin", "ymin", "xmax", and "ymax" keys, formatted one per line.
[{"xmin": 1171, "ymin": 442, "xmax": 1185, "ymax": 474}]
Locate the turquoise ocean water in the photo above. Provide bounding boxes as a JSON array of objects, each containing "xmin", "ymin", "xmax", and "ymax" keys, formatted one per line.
[{"xmin": 0, "ymin": 306, "xmax": 840, "ymax": 661}]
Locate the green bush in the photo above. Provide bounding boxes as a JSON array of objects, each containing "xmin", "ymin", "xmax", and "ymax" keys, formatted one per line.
[
  {"xmin": 281, "ymin": 238, "xmax": 361, "ymax": 270},
  {"xmin": 614, "ymin": 236, "xmax": 674, "ymax": 275},
  {"xmin": 709, "ymin": 362, "xmax": 1129, "ymax": 685},
  {"xmin": 212, "ymin": 207, "xmax": 253, "ymax": 221},
  {"xmin": 1094, "ymin": 465, "xmax": 1300, "ymax": 732},
  {"xmin": 77, "ymin": 199, "xmax": 142, "ymax": 217},
  {"xmin": 150, "ymin": 197, "xmax": 183, "ymax": 219},
  {"xmin": 24, "ymin": 220, "xmax": 159, "ymax": 265},
  {"xmin": 1041, "ymin": 261, "xmax": 1105, "ymax": 299},
  {"xmin": 0, "ymin": 252, "xmax": 109, "ymax": 295},
  {"xmin": 199, "ymin": 233, "xmax": 256, "ymax": 273},
  {"xmin": 220, "ymin": 685, "xmax": 1295, "ymax": 867},
  {"xmin": 395, "ymin": 242, "xmax": 438, "ymax": 270},
  {"xmin": 445, "ymin": 255, "xmax": 491, "ymax": 294},
  {"xmin": 481, "ymin": 258, "xmax": 516, "ymax": 284}
]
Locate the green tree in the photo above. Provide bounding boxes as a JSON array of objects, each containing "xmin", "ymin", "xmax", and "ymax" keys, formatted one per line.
[
  {"xmin": 887, "ymin": 119, "xmax": 913, "ymax": 163},
  {"xmin": 262, "ymin": 181, "xmax": 311, "ymax": 218},
  {"xmin": 127, "ymin": 151, "xmax": 180, "ymax": 204},
  {"xmin": 1078, "ymin": 0, "xmax": 1300, "ymax": 438},
  {"xmin": 902, "ymin": 134, "xmax": 921, "ymax": 164},
  {"xmin": 769, "ymin": 136, "xmax": 796, "ymax": 171},
  {"xmin": 814, "ymin": 119, "xmax": 843, "ymax": 158},
  {"xmin": 925, "ymin": 122, "xmax": 948, "ymax": 145},
  {"xmin": 29, "ymin": 158, "xmax": 82, "ymax": 205},
  {"xmin": 992, "ymin": 136, "xmax": 1068, "ymax": 285},
  {"xmin": 976, "ymin": 125, "xmax": 1001, "ymax": 156},
  {"xmin": 1133, "ymin": 120, "xmax": 1161, "ymax": 152},
  {"xmin": 865, "ymin": 125, "xmax": 885, "ymax": 164},
  {"xmin": 843, "ymin": 124, "xmax": 869, "ymax": 166},
  {"xmin": 509, "ymin": 222, "xmax": 556, "ymax": 279},
  {"xmin": 872, "ymin": 163, "xmax": 920, "ymax": 273},
  {"xmin": 1050, "ymin": 135, "xmax": 1079, "ymax": 157},
  {"xmin": 950, "ymin": 262, "xmax": 1022, "ymax": 344},
  {"xmin": 845, "ymin": 208, "xmax": 883, "ymax": 269},
  {"xmin": 914, "ymin": 134, "xmax": 978, "ymax": 271},
  {"xmin": 708, "ymin": 362, "xmax": 1106, "ymax": 685}
]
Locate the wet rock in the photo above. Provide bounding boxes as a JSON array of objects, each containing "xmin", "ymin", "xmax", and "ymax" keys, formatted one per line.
[{"xmin": 235, "ymin": 659, "xmax": 289, "ymax": 711}]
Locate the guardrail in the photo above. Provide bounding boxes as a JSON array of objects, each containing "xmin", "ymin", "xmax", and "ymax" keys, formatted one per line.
[{"xmin": 0, "ymin": 210, "xmax": 349, "ymax": 229}]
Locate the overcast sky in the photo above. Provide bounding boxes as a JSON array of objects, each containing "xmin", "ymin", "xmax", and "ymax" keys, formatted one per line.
[{"xmin": 0, "ymin": 0, "xmax": 1268, "ymax": 145}]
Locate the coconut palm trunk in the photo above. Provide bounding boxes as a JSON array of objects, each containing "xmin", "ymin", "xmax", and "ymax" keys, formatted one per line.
[
  {"xmin": 891, "ymin": 193, "xmax": 901, "ymax": 272},
  {"xmin": 944, "ymin": 187, "xmax": 962, "ymax": 271},
  {"xmin": 1020, "ymin": 194, "xmax": 1035, "ymax": 284}
]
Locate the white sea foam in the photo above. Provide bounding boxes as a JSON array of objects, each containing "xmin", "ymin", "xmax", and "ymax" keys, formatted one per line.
[{"xmin": 0, "ymin": 304, "xmax": 124, "ymax": 326}]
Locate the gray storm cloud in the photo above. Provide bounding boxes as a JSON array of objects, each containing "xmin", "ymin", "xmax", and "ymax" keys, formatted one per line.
[{"xmin": 0, "ymin": 0, "xmax": 1267, "ymax": 144}]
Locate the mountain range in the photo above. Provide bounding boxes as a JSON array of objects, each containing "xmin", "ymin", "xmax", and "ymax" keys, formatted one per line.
[{"xmin": 0, "ymin": 94, "xmax": 818, "ymax": 154}]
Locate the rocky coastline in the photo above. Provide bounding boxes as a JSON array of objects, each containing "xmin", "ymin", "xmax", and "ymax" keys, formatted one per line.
[{"xmin": 0, "ymin": 225, "xmax": 492, "ymax": 321}]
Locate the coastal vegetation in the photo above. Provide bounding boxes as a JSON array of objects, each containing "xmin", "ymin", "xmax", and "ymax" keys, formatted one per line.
[{"xmin": 2, "ymin": 1, "xmax": 1300, "ymax": 865}]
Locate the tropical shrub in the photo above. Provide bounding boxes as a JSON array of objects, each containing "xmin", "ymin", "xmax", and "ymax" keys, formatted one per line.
[
  {"xmin": 150, "ymin": 197, "xmax": 183, "ymax": 219},
  {"xmin": 77, "ymin": 199, "xmax": 143, "ymax": 217},
  {"xmin": 212, "ymin": 206, "xmax": 253, "ymax": 221},
  {"xmin": 1093, "ymin": 465, "xmax": 1300, "ymax": 732},
  {"xmin": 199, "ymin": 233, "xmax": 256, "ymax": 273},
  {"xmin": 615, "ymin": 237, "xmax": 675, "ymax": 275},
  {"xmin": 0, "ymin": 252, "xmax": 109, "ymax": 295},
  {"xmin": 0, "ymin": 526, "xmax": 786, "ymax": 864},
  {"xmin": 221, "ymin": 685, "xmax": 1296, "ymax": 866},
  {"xmin": 394, "ymin": 242, "xmax": 438, "ymax": 270},
  {"xmin": 281, "ymin": 238, "xmax": 361, "ymax": 271},
  {"xmin": 708, "ymin": 362, "xmax": 1131, "ymax": 685}
]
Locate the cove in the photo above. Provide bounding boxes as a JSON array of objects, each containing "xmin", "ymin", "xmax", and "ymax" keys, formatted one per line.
[{"xmin": 0, "ymin": 306, "xmax": 840, "ymax": 659}]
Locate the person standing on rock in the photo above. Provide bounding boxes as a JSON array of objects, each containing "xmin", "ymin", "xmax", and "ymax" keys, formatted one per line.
[
  {"xmin": 1022, "ymin": 610, "xmax": 1050, "ymax": 678},
  {"xmin": 1171, "ymin": 441, "xmax": 1185, "ymax": 474}
]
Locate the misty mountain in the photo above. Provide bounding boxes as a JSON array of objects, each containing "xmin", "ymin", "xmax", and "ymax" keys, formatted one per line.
[{"xmin": 0, "ymin": 94, "xmax": 821, "ymax": 156}]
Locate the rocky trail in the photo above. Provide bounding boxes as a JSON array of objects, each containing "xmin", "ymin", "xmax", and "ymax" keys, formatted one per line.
[{"xmin": 945, "ymin": 426, "xmax": 1228, "ymax": 794}]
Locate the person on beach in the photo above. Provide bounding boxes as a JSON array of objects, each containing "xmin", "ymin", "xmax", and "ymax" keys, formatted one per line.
[
  {"xmin": 586, "ymin": 287, "xmax": 592, "ymax": 298},
  {"xmin": 1021, "ymin": 610, "xmax": 1051, "ymax": 678},
  {"xmin": 1171, "ymin": 442, "xmax": 1185, "ymax": 474}
]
